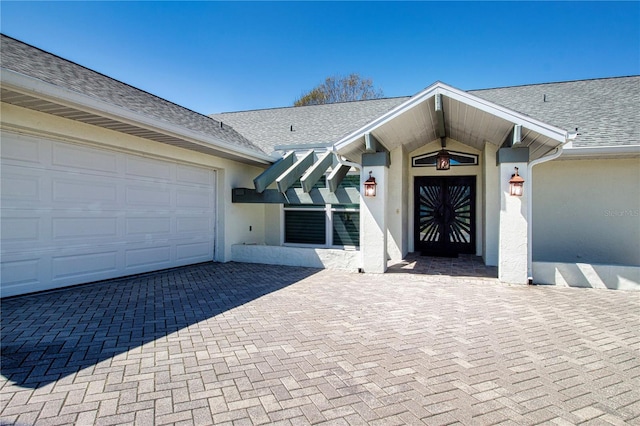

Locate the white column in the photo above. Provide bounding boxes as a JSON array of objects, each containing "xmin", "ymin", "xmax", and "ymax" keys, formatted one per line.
[
  {"xmin": 498, "ymin": 162, "xmax": 529, "ymax": 284},
  {"xmin": 360, "ymin": 165, "xmax": 388, "ymax": 273}
]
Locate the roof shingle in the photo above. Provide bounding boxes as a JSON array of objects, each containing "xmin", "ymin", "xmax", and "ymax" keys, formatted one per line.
[
  {"xmin": 469, "ymin": 77, "xmax": 640, "ymax": 148},
  {"xmin": 211, "ymin": 98, "xmax": 408, "ymax": 154},
  {"xmin": 0, "ymin": 34, "xmax": 266, "ymax": 156}
]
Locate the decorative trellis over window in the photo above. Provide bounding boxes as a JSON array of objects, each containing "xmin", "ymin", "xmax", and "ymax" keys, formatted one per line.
[{"xmin": 412, "ymin": 151, "xmax": 478, "ymax": 167}]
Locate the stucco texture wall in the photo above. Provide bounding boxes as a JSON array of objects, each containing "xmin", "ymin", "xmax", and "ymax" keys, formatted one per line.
[{"xmin": 532, "ymin": 157, "xmax": 640, "ymax": 266}]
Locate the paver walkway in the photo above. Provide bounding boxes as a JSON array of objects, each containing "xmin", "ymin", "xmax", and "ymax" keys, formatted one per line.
[{"xmin": 1, "ymin": 261, "xmax": 639, "ymax": 425}]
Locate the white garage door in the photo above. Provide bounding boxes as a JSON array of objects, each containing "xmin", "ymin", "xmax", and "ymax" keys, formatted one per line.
[{"xmin": 1, "ymin": 132, "xmax": 216, "ymax": 297}]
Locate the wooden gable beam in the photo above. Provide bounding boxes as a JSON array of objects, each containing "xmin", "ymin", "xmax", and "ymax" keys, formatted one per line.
[
  {"xmin": 276, "ymin": 150, "xmax": 315, "ymax": 193},
  {"xmin": 327, "ymin": 163, "xmax": 351, "ymax": 193},
  {"xmin": 253, "ymin": 151, "xmax": 295, "ymax": 193},
  {"xmin": 300, "ymin": 151, "xmax": 333, "ymax": 193},
  {"xmin": 435, "ymin": 93, "xmax": 446, "ymax": 138},
  {"xmin": 364, "ymin": 132, "xmax": 388, "ymax": 154}
]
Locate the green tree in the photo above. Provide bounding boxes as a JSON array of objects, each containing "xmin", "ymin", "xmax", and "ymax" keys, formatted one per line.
[{"xmin": 294, "ymin": 73, "xmax": 384, "ymax": 106}]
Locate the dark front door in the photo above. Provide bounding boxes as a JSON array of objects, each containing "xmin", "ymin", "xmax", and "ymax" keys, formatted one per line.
[{"xmin": 414, "ymin": 176, "xmax": 476, "ymax": 257}]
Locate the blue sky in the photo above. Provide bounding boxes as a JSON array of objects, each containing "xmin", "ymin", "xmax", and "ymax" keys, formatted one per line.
[{"xmin": 2, "ymin": 1, "xmax": 638, "ymax": 114}]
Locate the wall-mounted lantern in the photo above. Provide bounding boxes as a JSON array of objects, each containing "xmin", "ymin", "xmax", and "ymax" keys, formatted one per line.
[
  {"xmin": 509, "ymin": 167, "xmax": 525, "ymax": 196},
  {"xmin": 364, "ymin": 171, "xmax": 377, "ymax": 197},
  {"xmin": 436, "ymin": 149, "xmax": 451, "ymax": 170}
]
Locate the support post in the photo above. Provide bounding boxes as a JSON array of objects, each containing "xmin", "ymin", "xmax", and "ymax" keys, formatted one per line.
[
  {"xmin": 359, "ymin": 163, "xmax": 388, "ymax": 273},
  {"xmin": 498, "ymin": 161, "xmax": 529, "ymax": 284}
]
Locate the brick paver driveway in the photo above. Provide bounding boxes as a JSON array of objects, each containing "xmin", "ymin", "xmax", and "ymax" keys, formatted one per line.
[{"xmin": 1, "ymin": 261, "xmax": 639, "ymax": 425}]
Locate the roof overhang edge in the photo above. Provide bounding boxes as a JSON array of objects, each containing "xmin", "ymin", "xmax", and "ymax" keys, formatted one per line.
[{"xmin": 0, "ymin": 68, "xmax": 274, "ymax": 165}]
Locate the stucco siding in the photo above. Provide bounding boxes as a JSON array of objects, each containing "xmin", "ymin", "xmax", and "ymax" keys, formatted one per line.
[{"xmin": 532, "ymin": 157, "xmax": 640, "ymax": 266}]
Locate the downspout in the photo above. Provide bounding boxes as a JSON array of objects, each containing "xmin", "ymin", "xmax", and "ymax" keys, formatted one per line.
[{"xmin": 526, "ymin": 132, "xmax": 578, "ymax": 280}]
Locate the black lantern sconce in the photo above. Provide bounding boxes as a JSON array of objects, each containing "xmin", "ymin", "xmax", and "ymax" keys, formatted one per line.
[
  {"xmin": 509, "ymin": 167, "xmax": 525, "ymax": 196},
  {"xmin": 364, "ymin": 171, "xmax": 377, "ymax": 197}
]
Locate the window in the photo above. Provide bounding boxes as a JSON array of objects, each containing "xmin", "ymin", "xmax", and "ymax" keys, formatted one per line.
[
  {"xmin": 284, "ymin": 207, "xmax": 326, "ymax": 245},
  {"xmin": 282, "ymin": 173, "xmax": 360, "ymax": 248},
  {"xmin": 412, "ymin": 151, "xmax": 478, "ymax": 167},
  {"xmin": 283, "ymin": 204, "xmax": 359, "ymax": 248}
]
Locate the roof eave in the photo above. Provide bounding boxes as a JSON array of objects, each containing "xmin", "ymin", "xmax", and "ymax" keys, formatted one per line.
[
  {"xmin": 1, "ymin": 69, "xmax": 274, "ymax": 166},
  {"xmin": 561, "ymin": 143, "xmax": 640, "ymax": 159}
]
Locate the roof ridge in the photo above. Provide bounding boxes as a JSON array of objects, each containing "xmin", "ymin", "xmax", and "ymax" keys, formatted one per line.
[
  {"xmin": 213, "ymin": 95, "xmax": 411, "ymax": 115},
  {"xmin": 468, "ymin": 75, "xmax": 640, "ymax": 92}
]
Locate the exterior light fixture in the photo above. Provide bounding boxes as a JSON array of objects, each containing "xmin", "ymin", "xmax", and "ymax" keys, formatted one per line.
[
  {"xmin": 436, "ymin": 149, "xmax": 451, "ymax": 170},
  {"xmin": 364, "ymin": 171, "xmax": 377, "ymax": 197},
  {"xmin": 509, "ymin": 167, "xmax": 525, "ymax": 196}
]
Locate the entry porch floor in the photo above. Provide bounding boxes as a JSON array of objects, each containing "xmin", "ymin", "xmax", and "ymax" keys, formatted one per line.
[{"xmin": 388, "ymin": 253, "xmax": 498, "ymax": 279}]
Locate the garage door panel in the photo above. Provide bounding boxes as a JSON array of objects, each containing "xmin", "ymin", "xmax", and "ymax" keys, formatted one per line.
[
  {"xmin": 125, "ymin": 245, "xmax": 171, "ymax": 269},
  {"xmin": 52, "ymin": 141, "xmax": 118, "ymax": 174},
  {"xmin": 1, "ymin": 258, "xmax": 42, "ymax": 288},
  {"xmin": 126, "ymin": 217, "xmax": 172, "ymax": 235},
  {"xmin": 1, "ymin": 132, "xmax": 216, "ymax": 297},
  {"xmin": 176, "ymin": 216, "xmax": 212, "ymax": 233},
  {"xmin": 126, "ymin": 185, "xmax": 172, "ymax": 207},
  {"xmin": 53, "ymin": 178, "xmax": 118, "ymax": 204},
  {"xmin": 53, "ymin": 217, "xmax": 119, "ymax": 239},
  {"xmin": 126, "ymin": 156, "xmax": 173, "ymax": 181},
  {"xmin": 177, "ymin": 189, "xmax": 212, "ymax": 208},
  {"xmin": 176, "ymin": 241, "xmax": 212, "ymax": 262},
  {"xmin": 1, "ymin": 216, "xmax": 40, "ymax": 241},
  {"xmin": 1, "ymin": 171, "xmax": 41, "ymax": 202},
  {"xmin": 52, "ymin": 250, "xmax": 119, "ymax": 281},
  {"xmin": 177, "ymin": 163, "xmax": 214, "ymax": 185},
  {"xmin": 1, "ymin": 133, "xmax": 42, "ymax": 164}
]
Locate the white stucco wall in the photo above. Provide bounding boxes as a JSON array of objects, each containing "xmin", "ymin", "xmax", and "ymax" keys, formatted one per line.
[
  {"xmin": 360, "ymin": 165, "xmax": 388, "ymax": 273},
  {"xmin": 532, "ymin": 157, "xmax": 640, "ymax": 266},
  {"xmin": 387, "ymin": 146, "xmax": 408, "ymax": 261},
  {"xmin": 1, "ymin": 103, "xmax": 268, "ymax": 263},
  {"xmin": 264, "ymin": 204, "xmax": 282, "ymax": 246},
  {"xmin": 231, "ymin": 244, "xmax": 361, "ymax": 271},
  {"xmin": 482, "ymin": 143, "xmax": 500, "ymax": 266},
  {"xmin": 498, "ymin": 162, "xmax": 529, "ymax": 284}
]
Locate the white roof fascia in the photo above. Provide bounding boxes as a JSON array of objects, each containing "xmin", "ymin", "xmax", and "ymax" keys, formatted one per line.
[
  {"xmin": 561, "ymin": 144, "xmax": 640, "ymax": 159},
  {"xmin": 436, "ymin": 84, "xmax": 568, "ymax": 142},
  {"xmin": 1, "ymin": 69, "xmax": 274, "ymax": 165},
  {"xmin": 335, "ymin": 81, "xmax": 442, "ymax": 151},
  {"xmin": 335, "ymin": 81, "xmax": 570, "ymax": 153}
]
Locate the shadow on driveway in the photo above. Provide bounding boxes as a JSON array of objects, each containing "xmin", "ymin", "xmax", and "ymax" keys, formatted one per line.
[{"xmin": 1, "ymin": 262, "xmax": 319, "ymax": 389}]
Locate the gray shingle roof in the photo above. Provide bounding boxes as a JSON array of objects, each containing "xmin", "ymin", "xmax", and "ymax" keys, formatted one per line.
[
  {"xmin": 213, "ymin": 77, "xmax": 639, "ymax": 152},
  {"xmin": 211, "ymin": 98, "xmax": 408, "ymax": 154},
  {"xmin": 3, "ymin": 34, "xmax": 636, "ymax": 156},
  {"xmin": 0, "ymin": 34, "xmax": 266, "ymax": 156},
  {"xmin": 469, "ymin": 76, "xmax": 640, "ymax": 148}
]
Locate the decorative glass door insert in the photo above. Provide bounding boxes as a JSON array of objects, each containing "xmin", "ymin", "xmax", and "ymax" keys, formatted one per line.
[{"xmin": 414, "ymin": 176, "xmax": 475, "ymax": 256}]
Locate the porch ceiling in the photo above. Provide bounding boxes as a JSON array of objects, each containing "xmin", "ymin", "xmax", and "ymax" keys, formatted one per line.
[{"xmin": 335, "ymin": 82, "xmax": 570, "ymax": 163}]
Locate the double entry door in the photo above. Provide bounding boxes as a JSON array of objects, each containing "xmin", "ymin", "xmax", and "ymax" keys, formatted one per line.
[{"xmin": 414, "ymin": 176, "xmax": 476, "ymax": 257}]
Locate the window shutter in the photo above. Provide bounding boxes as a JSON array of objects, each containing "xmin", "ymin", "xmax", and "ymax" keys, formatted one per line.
[
  {"xmin": 284, "ymin": 210, "xmax": 326, "ymax": 244},
  {"xmin": 332, "ymin": 212, "xmax": 359, "ymax": 246}
]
